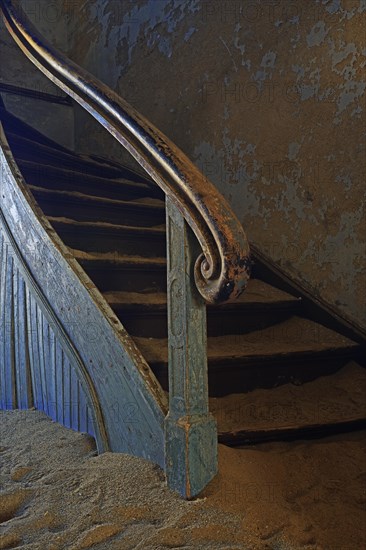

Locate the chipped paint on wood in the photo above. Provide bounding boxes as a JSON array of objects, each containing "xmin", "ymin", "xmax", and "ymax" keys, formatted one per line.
[{"xmin": 165, "ymin": 197, "xmax": 217, "ymax": 498}]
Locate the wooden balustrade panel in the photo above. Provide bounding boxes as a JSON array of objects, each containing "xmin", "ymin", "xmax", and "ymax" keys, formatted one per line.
[
  {"xmin": 0, "ymin": 220, "xmax": 97, "ymax": 440},
  {"xmin": 0, "ymin": 135, "xmax": 167, "ymax": 466}
]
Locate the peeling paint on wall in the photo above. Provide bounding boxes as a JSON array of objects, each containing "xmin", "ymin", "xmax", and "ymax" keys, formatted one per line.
[{"xmin": 62, "ymin": 0, "xmax": 365, "ymax": 328}]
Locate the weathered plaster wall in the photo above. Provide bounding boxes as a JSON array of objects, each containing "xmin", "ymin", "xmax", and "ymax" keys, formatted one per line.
[
  {"xmin": 64, "ymin": 0, "xmax": 365, "ymax": 329},
  {"xmin": 0, "ymin": 0, "xmax": 74, "ymax": 148},
  {"xmin": 2, "ymin": 0, "xmax": 365, "ymax": 328}
]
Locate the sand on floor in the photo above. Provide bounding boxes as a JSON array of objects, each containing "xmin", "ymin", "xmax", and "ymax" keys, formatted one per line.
[{"xmin": 0, "ymin": 409, "xmax": 365, "ymax": 549}]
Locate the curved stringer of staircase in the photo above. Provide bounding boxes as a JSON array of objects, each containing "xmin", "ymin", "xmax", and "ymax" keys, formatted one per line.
[{"xmin": 0, "ymin": 0, "xmax": 365, "ymax": 499}]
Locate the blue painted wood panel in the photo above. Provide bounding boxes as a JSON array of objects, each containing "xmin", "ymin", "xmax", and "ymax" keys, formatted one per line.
[{"xmin": 0, "ymin": 136, "xmax": 167, "ymax": 465}]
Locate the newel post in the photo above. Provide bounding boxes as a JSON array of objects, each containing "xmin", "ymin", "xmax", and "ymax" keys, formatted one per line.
[{"xmin": 164, "ymin": 196, "xmax": 218, "ymax": 499}]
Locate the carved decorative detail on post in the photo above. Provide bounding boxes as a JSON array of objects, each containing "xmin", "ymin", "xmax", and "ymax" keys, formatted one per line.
[{"xmin": 165, "ymin": 197, "xmax": 217, "ymax": 498}]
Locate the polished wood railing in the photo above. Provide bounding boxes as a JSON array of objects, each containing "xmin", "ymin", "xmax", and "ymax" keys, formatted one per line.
[{"xmin": 0, "ymin": 0, "xmax": 251, "ymax": 497}]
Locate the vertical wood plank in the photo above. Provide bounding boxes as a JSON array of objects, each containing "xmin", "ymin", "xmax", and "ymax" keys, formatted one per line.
[
  {"xmin": 37, "ymin": 306, "xmax": 48, "ymax": 415},
  {"xmin": 4, "ymin": 249, "xmax": 16, "ymax": 409},
  {"xmin": 22, "ymin": 279, "xmax": 34, "ymax": 409},
  {"xmin": 63, "ymin": 358, "xmax": 71, "ymax": 428},
  {"xmin": 14, "ymin": 270, "xmax": 32, "ymax": 408},
  {"xmin": 55, "ymin": 343, "xmax": 64, "ymax": 424},
  {"xmin": 27, "ymin": 291, "xmax": 44, "ymax": 410},
  {"xmin": 48, "ymin": 327, "xmax": 57, "ymax": 421},
  {"xmin": 0, "ymin": 235, "xmax": 7, "ymax": 409},
  {"xmin": 78, "ymin": 381, "xmax": 88, "ymax": 433},
  {"xmin": 71, "ymin": 366, "xmax": 79, "ymax": 430}
]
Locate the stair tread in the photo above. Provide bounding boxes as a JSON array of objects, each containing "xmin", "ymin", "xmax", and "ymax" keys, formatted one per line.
[
  {"xmin": 29, "ymin": 184, "xmax": 165, "ymax": 209},
  {"xmin": 133, "ymin": 316, "xmax": 360, "ymax": 364},
  {"xmin": 104, "ymin": 291, "xmax": 168, "ymax": 308},
  {"xmin": 7, "ymin": 130, "xmax": 153, "ymax": 182},
  {"xmin": 210, "ymin": 361, "xmax": 366, "ymax": 444},
  {"xmin": 48, "ymin": 216, "xmax": 165, "ymax": 235},
  {"xmin": 70, "ymin": 247, "xmax": 166, "ymax": 266},
  {"xmin": 103, "ymin": 280, "xmax": 300, "ymax": 310},
  {"xmin": 17, "ymin": 159, "xmax": 161, "ymax": 196},
  {"xmin": 8, "ymin": 131, "xmax": 115, "ymax": 173}
]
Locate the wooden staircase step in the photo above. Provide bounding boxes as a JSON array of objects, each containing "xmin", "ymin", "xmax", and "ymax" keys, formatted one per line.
[
  {"xmin": 105, "ymin": 280, "xmax": 302, "ymax": 338},
  {"xmin": 71, "ymin": 248, "xmax": 167, "ymax": 292},
  {"xmin": 31, "ymin": 185, "xmax": 165, "ymax": 226},
  {"xmin": 49, "ymin": 217, "xmax": 166, "ymax": 256},
  {"xmin": 133, "ymin": 317, "xmax": 362, "ymax": 395},
  {"xmin": 210, "ymin": 361, "xmax": 366, "ymax": 444},
  {"xmin": 208, "ymin": 280, "xmax": 302, "ymax": 336},
  {"xmin": 0, "ymin": 104, "xmax": 71, "ymax": 153},
  {"xmin": 1, "ymin": 105, "xmax": 153, "ymax": 184},
  {"xmin": 16, "ymin": 159, "xmax": 163, "ymax": 200},
  {"xmin": 6, "ymin": 131, "xmax": 143, "ymax": 180}
]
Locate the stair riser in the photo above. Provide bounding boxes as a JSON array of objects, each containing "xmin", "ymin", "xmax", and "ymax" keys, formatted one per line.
[
  {"xmin": 56, "ymin": 227, "xmax": 166, "ymax": 257},
  {"xmin": 151, "ymin": 352, "xmax": 361, "ymax": 396},
  {"xmin": 79, "ymin": 263, "xmax": 167, "ymax": 293},
  {"xmin": 18, "ymin": 163, "xmax": 161, "ymax": 200},
  {"xmin": 10, "ymin": 144, "xmax": 111, "ymax": 178},
  {"xmin": 116, "ymin": 308, "xmax": 299, "ymax": 338},
  {"xmin": 35, "ymin": 197, "xmax": 165, "ymax": 227}
]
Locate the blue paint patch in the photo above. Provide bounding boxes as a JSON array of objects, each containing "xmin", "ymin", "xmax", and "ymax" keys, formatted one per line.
[
  {"xmin": 306, "ymin": 21, "xmax": 328, "ymax": 47},
  {"xmin": 351, "ymin": 105, "xmax": 363, "ymax": 117},
  {"xmin": 288, "ymin": 142, "xmax": 301, "ymax": 161},
  {"xmin": 184, "ymin": 27, "xmax": 197, "ymax": 42},
  {"xmin": 337, "ymin": 81, "xmax": 366, "ymax": 113},
  {"xmin": 158, "ymin": 35, "xmax": 172, "ymax": 58},
  {"xmin": 324, "ymin": 0, "xmax": 341, "ymax": 15},
  {"xmin": 301, "ymin": 85, "xmax": 316, "ymax": 101},
  {"xmin": 90, "ymin": 0, "xmax": 201, "ymax": 76},
  {"xmin": 292, "ymin": 65, "xmax": 305, "ymax": 79},
  {"xmin": 261, "ymin": 51, "xmax": 277, "ymax": 68},
  {"xmin": 331, "ymin": 43, "xmax": 357, "ymax": 69},
  {"xmin": 336, "ymin": 173, "xmax": 352, "ymax": 190}
]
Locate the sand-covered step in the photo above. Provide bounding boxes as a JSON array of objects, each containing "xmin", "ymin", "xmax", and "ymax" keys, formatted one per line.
[
  {"xmin": 71, "ymin": 248, "xmax": 167, "ymax": 293},
  {"xmin": 49, "ymin": 217, "xmax": 166, "ymax": 257},
  {"xmin": 208, "ymin": 280, "xmax": 302, "ymax": 336},
  {"xmin": 104, "ymin": 291, "xmax": 168, "ymax": 338},
  {"xmin": 133, "ymin": 317, "xmax": 362, "ymax": 395},
  {"xmin": 210, "ymin": 361, "xmax": 366, "ymax": 445},
  {"xmin": 31, "ymin": 185, "xmax": 165, "ymax": 226},
  {"xmin": 104, "ymin": 280, "xmax": 301, "ymax": 338},
  {"xmin": 16, "ymin": 160, "xmax": 163, "ymax": 200}
]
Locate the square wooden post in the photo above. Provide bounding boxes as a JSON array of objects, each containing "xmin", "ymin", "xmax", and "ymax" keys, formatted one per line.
[{"xmin": 164, "ymin": 197, "xmax": 218, "ymax": 499}]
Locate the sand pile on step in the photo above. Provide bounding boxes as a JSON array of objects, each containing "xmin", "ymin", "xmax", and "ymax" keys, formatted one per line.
[{"xmin": 0, "ymin": 409, "xmax": 365, "ymax": 549}]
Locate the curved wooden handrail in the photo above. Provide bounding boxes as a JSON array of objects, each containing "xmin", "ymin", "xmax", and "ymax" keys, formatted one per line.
[{"xmin": 0, "ymin": 0, "xmax": 250, "ymax": 304}]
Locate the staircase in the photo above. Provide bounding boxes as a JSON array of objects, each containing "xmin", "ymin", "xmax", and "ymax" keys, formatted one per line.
[
  {"xmin": 2, "ymin": 104, "xmax": 365, "ymax": 430},
  {"xmin": 0, "ymin": 0, "xmax": 365, "ymax": 499}
]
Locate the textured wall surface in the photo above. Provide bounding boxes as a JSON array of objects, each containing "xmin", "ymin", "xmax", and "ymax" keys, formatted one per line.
[
  {"xmin": 65, "ymin": 0, "xmax": 366, "ymax": 329},
  {"xmin": 2, "ymin": 0, "xmax": 366, "ymax": 328}
]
